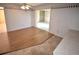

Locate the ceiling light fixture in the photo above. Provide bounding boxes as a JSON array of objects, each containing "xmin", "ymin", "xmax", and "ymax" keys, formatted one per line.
[{"xmin": 21, "ymin": 3, "xmax": 31, "ymax": 10}]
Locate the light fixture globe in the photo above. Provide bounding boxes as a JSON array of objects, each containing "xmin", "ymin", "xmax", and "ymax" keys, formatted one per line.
[
  {"xmin": 21, "ymin": 4, "xmax": 31, "ymax": 10},
  {"xmin": 21, "ymin": 5, "xmax": 26, "ymax": 9}
]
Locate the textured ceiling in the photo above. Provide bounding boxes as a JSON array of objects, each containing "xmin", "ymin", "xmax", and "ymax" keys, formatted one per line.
[
  {"xmin": 34, "ymin": 3, "xmax": 79, "ymax": 9},
  {"xmin": 0, "ymin": 3, "xmax": 42, "ymax": 10},
  {"xmin": 0, "ymin": 3, "xmax": 79, "ymax": 10},
  {"xmin": 0, "ymin": 3, "xmax": 42, "ymax": 6}
]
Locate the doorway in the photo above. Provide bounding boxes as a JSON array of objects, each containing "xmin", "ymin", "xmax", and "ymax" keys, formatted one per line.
[
  {"xmin": 35, "ymin": 9, "xmax": 51, "ymax": 31},
  {"xmin": 0, "ymin": 7, "xmax": 10, "ymax": 54}
]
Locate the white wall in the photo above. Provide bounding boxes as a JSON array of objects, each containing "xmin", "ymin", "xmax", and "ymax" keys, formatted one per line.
[
  {"xmin": 45, "ymin": 9, "xmax": 50, "ymax": 23},
  {"xmin": 5, "ymin": 9, "xmax": 32, "ymax": 31},
  {"xmin": 31, "ymin": 10, "xmax": 36, "ymax": 26},
  {"xmin": 50, "ymin": 7, "xmax": 79, "ymax": 37},
  {"xmin": 35, "ymin": 10, "xmax": 40, "ymax": 24}
]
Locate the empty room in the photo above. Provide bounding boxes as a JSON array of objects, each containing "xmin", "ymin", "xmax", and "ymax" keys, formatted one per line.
[{"xmin": 0, "ymin": 3, "xmax": 79, "ymax": 55}]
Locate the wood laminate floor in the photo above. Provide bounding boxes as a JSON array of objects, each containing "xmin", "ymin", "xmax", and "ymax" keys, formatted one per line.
[
  {"xmin": 8, "ymin": 27, "xmax": 53, "ymax": 51},
  {"xmin": 1, "ymin": 27, "xmax": 62, "ymax": 54}
]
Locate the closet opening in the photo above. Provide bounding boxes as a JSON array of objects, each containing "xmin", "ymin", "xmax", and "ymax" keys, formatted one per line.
[{"xmin": 35, "ymin": 9, "xmax": 51, "ymax": 31}]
